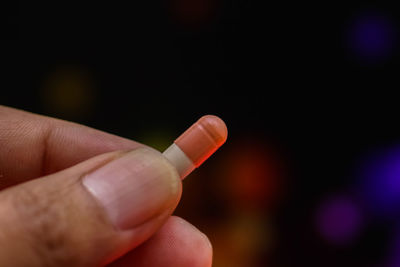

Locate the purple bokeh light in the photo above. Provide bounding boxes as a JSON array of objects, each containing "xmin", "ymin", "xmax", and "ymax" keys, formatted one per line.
[
  {"xmin": 347, "ymin": 11, "xmax": 397, "ymax": 63},
  {"xmin": 359, "ymin": 145, "xmax": 400, "ymax": 218},
  {"xmin": 316, "ymin": 195, "xmax": 364, "ymax": 245}
]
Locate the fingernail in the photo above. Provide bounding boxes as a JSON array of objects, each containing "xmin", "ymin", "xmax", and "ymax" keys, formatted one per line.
[{"xmin": 83, "ymin": 147, "xmax": 180, "ymax": 230}]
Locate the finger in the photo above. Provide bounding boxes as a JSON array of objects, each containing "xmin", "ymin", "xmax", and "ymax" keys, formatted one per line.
[
  {"xmin": 108, "ymin": 216, "xmax": 212, "ymax": 267},
  {"xmin": 0, "ymin": 105, "xmax": 142, "ymax": 188},
  {"xmin": 0, "ymin": 147, "xmax": 181, "ymax": 267}
]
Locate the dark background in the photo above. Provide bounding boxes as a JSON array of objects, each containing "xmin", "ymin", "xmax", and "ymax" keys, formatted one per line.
[{"xmin": 2, "ymin": 1, "xmax": 400, "ymax": 266}]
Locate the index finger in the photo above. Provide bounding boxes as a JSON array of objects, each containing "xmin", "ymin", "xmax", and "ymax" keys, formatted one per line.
[{"xmin": 0, "ymin": 105, "xmax": 143, "ymax": 189}]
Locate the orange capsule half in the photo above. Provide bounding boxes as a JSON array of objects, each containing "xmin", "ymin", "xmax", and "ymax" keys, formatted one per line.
[{"xmin": 163, "ymin": 115, "xmax": 228, "ymax": 179}]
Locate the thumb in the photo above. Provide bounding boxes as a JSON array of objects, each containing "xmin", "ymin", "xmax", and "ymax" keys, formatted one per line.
[{"xmin": 0, "ymin": 147, "xmax": 182, "ymax": 267}]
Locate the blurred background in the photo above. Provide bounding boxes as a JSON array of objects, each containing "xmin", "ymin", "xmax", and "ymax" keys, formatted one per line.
[{"xmin": 2, "ymin": 1, "xmax": 400, "ymax": 266}]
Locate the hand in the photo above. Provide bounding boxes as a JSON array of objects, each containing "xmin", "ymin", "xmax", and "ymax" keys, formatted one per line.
[{"xmin": 0, "ymin": 105, "xmax": 212, "ymax": 267}]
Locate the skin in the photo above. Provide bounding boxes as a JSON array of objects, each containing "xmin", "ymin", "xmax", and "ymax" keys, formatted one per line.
[{"xmin": 0, "ymin": 105, "xmax": 212, "ymax": 267}]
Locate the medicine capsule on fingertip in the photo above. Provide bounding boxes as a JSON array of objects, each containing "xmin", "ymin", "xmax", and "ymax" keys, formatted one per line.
[{"xmin": 163, "ymin": 115, "xmax": 228, "ymax": 179}]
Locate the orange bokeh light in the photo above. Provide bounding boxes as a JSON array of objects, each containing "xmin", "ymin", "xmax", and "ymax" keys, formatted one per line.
[{"xmin": 218, "ymin": 136, "xmax": 286, "ymax": 211}]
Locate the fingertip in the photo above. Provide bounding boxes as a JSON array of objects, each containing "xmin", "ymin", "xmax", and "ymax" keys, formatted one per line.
[
  {"xmin": 109, "ymin": 216, "xmax": 213, "ymax": 267},
  {"xmin": 171, "ymin": 216, "xmax": 213, "ymax": 251},
  {"xmin": 157, "ymin": 216, "xmax": 213, "ymax": 267}
]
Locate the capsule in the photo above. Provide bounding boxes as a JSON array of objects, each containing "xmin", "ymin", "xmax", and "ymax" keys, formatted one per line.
[{"xmin": 163, "ymin": 115, "xmax": 228, "ymax": 179}]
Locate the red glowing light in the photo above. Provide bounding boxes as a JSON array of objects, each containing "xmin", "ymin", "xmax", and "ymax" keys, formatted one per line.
[
  {"xmin": 169, "ymin": 0, "xmax": 218, "ymax": 27},
  {"xmin": 218, "ymin": 137, "xmax": 285, "ymax": 211}
]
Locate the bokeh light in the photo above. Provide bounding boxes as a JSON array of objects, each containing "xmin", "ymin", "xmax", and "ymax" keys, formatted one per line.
[
  {"xmin": 217, "ymin": 136, "xmax": 285, "ymax": 212},
  {"xmin": 211, "ymin": 214, "xmax": 273, "ymax": 267},
  {"xmin": 316, "ymin": 195, "xmax": 364, "ymax": 245},
  {"xmin": 347, "ymin": 10, "xmax": 397, "ymax": 64},
  {"xmin": 40, "ymin": 65, "xmax": 96, "ymax": 119},
  {"xmin": 358, "ymin": 145, "xmax": 400, "ymax": 218},
  {"xmin": 169, "ymin": 0, "xmax": 218, "ymax": 27},
  {"xmin": 197, "ymin": 136, "xmax": 287, "ymax": 267}
]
